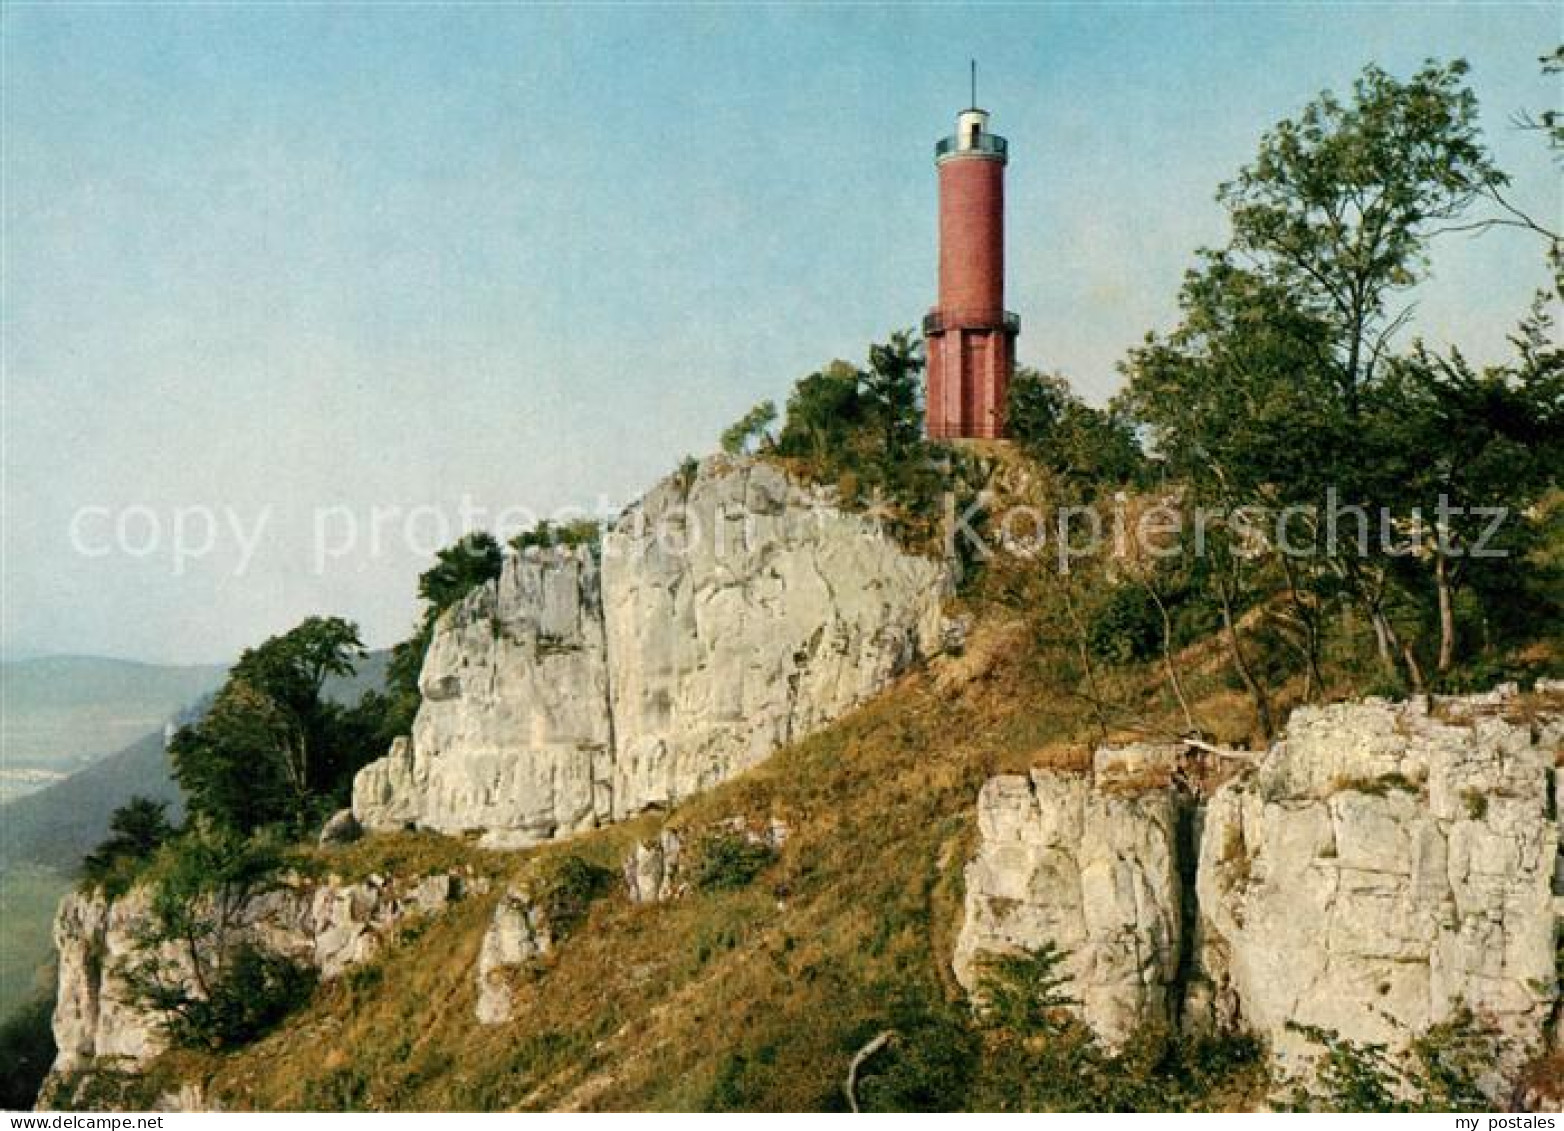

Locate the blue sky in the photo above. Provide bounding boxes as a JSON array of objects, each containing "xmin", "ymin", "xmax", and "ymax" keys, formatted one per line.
[{"xmin": 3, "ymin": 2, "xmax": 1559, "ymax": 663}]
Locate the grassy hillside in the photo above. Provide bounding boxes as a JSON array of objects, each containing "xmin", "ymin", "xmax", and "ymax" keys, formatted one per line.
[
  {"xmin": 121, "ymin": 615, "xmax": 1271, "ymax": 1112},
  {"xmin": 1, "ymin": 649, "xmax": 391, "ymax": 873}
]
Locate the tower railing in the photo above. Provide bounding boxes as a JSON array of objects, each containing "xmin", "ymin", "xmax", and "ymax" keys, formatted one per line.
[
  {"xmin": 934, "ymin": 133, "xmax": 1008, "ymax": 160},
  {"xmin": 923, "ymin": 310, "xmax": 1021, "ymax": 335}
]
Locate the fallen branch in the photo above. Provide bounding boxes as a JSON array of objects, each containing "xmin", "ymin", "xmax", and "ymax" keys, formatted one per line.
[
  {"xmin": 1180, "ymin": 737, "xmax": 1261, "ymax": 762},
  {"xmin": 844, "ymin": 1030, "xmax": 896, "ymax": 1113},
  {"xmin": 1104, "ymin": 720, "xmax": 1262, "ymax": 764}
]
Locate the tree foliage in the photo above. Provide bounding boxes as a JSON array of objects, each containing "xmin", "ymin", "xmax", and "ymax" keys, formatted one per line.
[
  {"xmin": 720, "ymin": 400, "xmax": 778, "ymax": 456},
  {"xmin": 120, "ymin": 824, "xmax": 312, "ymax": 1051},
  {"xmin": 1219, "ymin": 59, "xmax": 1502, "ymax": 411},
  {"xmin": 771, "ymin": 331, "xmax": 988, "ymax": 552},
  {"xmin": 82, "ymin": 797, "xmax": 177, "ymax": 895},
  {"xmin": 171, "ymin": 617, "xmax": 369, "ymax": 834},
  {"xmin": 1005, "ymin": 368, "xmax": 1145, "ymax": 493},
  {"xmin": 1121, "ymin": 58, "xmax": 1561, "ymax": 700},
  {"xmin": 382, "ymin": 532, "xmax": 508, "ymax": 741}
]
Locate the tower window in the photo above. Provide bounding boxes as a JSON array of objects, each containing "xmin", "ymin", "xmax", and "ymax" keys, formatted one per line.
[{"xmin": 968, "ymin": 123, "xmax": 982, "ymax": 147}]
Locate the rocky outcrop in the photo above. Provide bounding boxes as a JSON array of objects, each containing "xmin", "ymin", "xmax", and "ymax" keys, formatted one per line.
[
  {"xmin": 352, "ymin": 546, "xmax": 611, "ymax": 848},
  {"xmin": 623, "ymin": 829, "xmax": 685, "ymax": 905},
  {"xmin": 475, "ymin": 885, "xmax": 554, "ymax": 1025},
  {"xmin": 1196, "ymin": 694, "xmax": 1560, "ymax": 1082},
  {"xmin": 354, "ymin": 457, "xmax": 947, "ymax": 847},
  {"xmin": 620, "ymin": 817, "xmax": 790, "ymax": 905},
  {"xmin": 600, "ymin": 464, "xmax": 944, "ymax": 818},
  {"xmin": 953, "ymin": 768, "xmax": 1185, "ymax": 1048},
  {"xmin": 957, "ymin": 687, "xmax": 1562, "ymax": 1090},
  {"xmin": 318, "ymin": 809, "xmax": 362, "ymax": 846},
  {"xmin": 47, "ymin": 869, "xmax": 478, "ymax": 1081}
]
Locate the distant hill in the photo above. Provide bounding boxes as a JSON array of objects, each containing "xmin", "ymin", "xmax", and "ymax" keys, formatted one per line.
[
  {"xmin": 324, "ymin": 649, "xmax": 391, "ymax": 707},
  {"xmin": 0, "ymin": 730, "xmax": 182, "ymax": 870},
  {"xmin": 1, "ymin": 656, "xmax": 227, "ymax": 772},
  {"xmin": 0, "ymin": 648, "xmax": 399, "ymax": 1023},
  {"xmin": 0, "ymin": 650, "xmax": 392, "ymax": 871}
]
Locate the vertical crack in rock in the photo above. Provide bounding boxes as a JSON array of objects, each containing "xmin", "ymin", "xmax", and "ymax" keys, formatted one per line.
[
  {"xmin": 1170, "ymin": 785, "xmax": 1201, "ymax": 1029},
  {"xmin": 957, "ymin": 688, "xmax": 1561, "ymax": 1096}
]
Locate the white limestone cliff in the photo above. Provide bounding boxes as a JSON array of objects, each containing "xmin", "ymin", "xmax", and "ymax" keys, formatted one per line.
[
  {"xmin": 1195, "ymin": 693, "xmax": 1560, "ymax": 1083},
  {"xmin": 352, "ymin": 546, "xmax": 611, "ymax": 848},
  {"xmin": 952, "ymin": 764, "xmax": 1186, "ymax": 1049},
  {"xmin": 353, "ymin": 457, "xmax": 948, "ymax": 846},
  {"xmin": 45, "ymin": 869, "xmax": 479, "ymax": 1089},
  {"xmin": 956, "ymin": 687, "xmax": 1562, "ymax": 1090}
]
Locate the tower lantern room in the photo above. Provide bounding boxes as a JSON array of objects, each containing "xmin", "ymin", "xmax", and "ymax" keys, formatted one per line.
[{"xmin": 924, "ymin": 89, "xmax": 1018, "ymax": 441}]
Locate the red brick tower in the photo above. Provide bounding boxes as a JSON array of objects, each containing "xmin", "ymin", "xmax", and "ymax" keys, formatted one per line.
[{"xmin": 924, "ymin": 101, "xmax": 1018, "ymax": 440}]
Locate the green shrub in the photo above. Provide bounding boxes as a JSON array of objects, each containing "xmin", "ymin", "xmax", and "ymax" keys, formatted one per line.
[
  {"xmin": 530, "ymin": 855, "xmax": 613, "ymax": 938},
  {"xmin": 676, "ymin": 455, "xmax": 700, "ymax": 493},
  {"xmin": 159, "ymin": 944, "xmax": 316, "ymax": 1051},
  {"xmin": 690, "ymin": 831, "xmax": 777, "ymax": 893},
  {"xmin": 970, "ymin": 943, "xmax": 1268, "ymax": 1111},
  {"xmin": 0, "ymin": 995, "xmax": 56, "ymax": 1110},
  {"xmin": 1278, "ymin": 1024, "xmax": 1404, "ymax": 1112},
  {"xmin": 509, "ymin": 519, "xmax": 603, "ymax": 555},
  {"xmin": 1086, "ymin": 585, "xmax": 1163, "ymax": 665},
  {"xmin": 974, "ymin": 943, "xmax": 1079, "ymax": 1035},
  {"xmin": 1279, "ymin": 1007, "xmax": 1501, "ymax": 1112}
]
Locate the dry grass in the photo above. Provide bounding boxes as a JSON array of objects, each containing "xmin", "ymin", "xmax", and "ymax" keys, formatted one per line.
[
  {"xmin": 1325, "ymin": 772, "xmax": 1422, "ymax": 800},
  {"xmin": 144, "ymin": 616, "xmax": 1270, "ymax": 1111},
  {"xmin": 131, "ymin": 648, "xmax": 1112, "ymax": 1112},
  {"xmin": 1097, "ymin": 766, "xmax": 1176, "ymax": 797},
  {"xmin": 102, "ymin": 529, "xmax": 1312, "ymax": 1111},
  {"xmin": 1014, "ymin": 742, "xmax": 1094, "ymax": 776},
  {"xmin": 302, "ymin": 829, "xmax": 510, "ymax": 885}
]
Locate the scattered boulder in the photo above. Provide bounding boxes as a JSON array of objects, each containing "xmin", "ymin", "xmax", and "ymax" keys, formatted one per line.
[
  {"xmin": 475, "ymin": 886, "xmax": 554, "ymax": 1025},
  {"xmin": 318, "ymin": 809, "xmax": 362, "ymax": 846},
  {"xmin": 623, "ymin": 829, "xmax": 684, "ymax": 904}
]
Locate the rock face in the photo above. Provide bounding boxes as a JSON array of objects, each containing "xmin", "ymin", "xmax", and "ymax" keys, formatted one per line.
[
  {"xmin": 354, "ymin": 458, "xmax": 947, "ymax": 846},
  {"xmin": 1196, "ymin": 696, "xmax": 1560, "ymax": 1082},
  {"xmin": 47, "ymin": 870, "xmax": 476, "ymax": 1083},
  {"xmin": 957, "ymin": 688, "xmax": 1562, "ymax": 1089},
  {"xmin": 352, "ymin": 547, "xmax": 611, "ymax": 848},
  {"xmin": 623, "ymin": 829, "xmax": 685, "ymax": 905},
  {"xmin": 475, "ymin": 885, "xmax": 554, "ymax": 1025},
  {"xmin": 953, "ymin": 770, "xmax": 1185, "ymax": 1048}
]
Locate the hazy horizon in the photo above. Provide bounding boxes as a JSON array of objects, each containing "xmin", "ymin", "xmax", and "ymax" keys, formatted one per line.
[{"xmin": 4, "ymin": 3, "xmax": 1558, "ymax": 665}]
